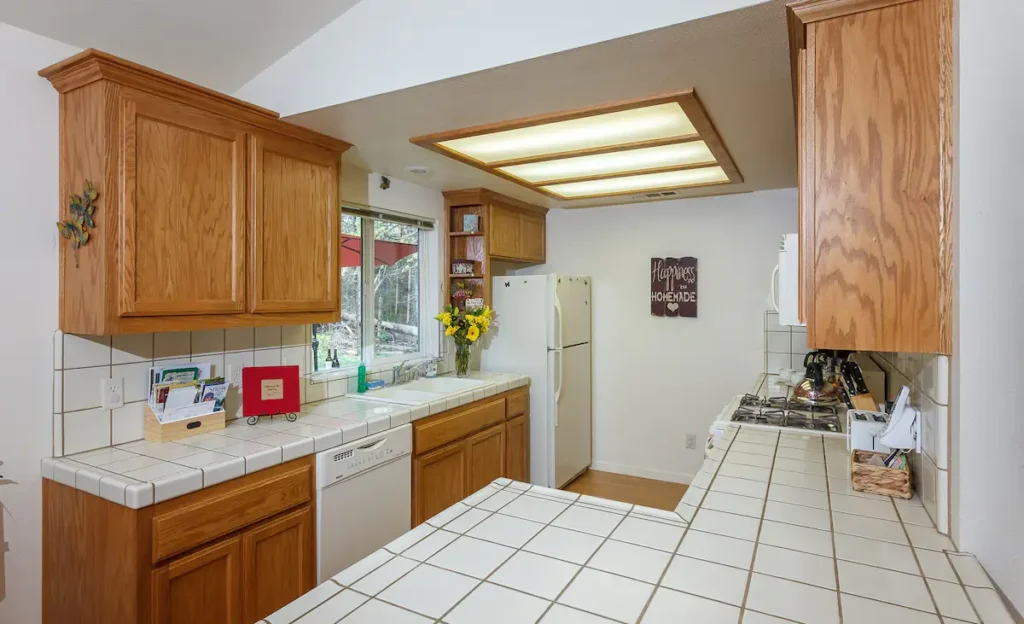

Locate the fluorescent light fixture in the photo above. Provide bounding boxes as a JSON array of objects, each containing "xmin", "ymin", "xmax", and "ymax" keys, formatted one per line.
[
  {"xmin": 438, "ymin": 103, "xmax": 696, "ymax": 164},
  {"xmin": 411, "ymin": 90, "xmax": 741, "ymax": 201},
  {"xmin": 499, "ymin": 141, "xmax": 716, "ymax": 184},
  {"xmin": 542, "ymin": 166, "xmax": 729, "ymax": 199}
]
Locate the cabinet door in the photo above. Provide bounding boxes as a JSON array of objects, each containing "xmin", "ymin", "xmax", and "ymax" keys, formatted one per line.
[
  {"xmin": 250, "ymin": 133, "xmax": 339, "ymax": 314},
  {"xmin": 120, "ymin": 90, "xmax": 247, "ymax": 317},
  {"xmin": 519, "ymin": 212, "xmax": 546, "ymax": 263},
  {"xmin": 489, "ymin": 203, "xmax": 521, "ymax": 259},
  {"xmin": 413, "ymin": 441, "xmax": 466, "ymax": 526},
  {"xmin": 152, "ymin": 535, "xmax": 241, "ymax": 624},
  {"xmin": 241, "ymin": 506, "xmax": 315, "ymax": 624},
  {"xmin": 807, "ymin": 0, "xmax": 947, "ymax": 353},
  {"xmin": 465, "ymin": 423, "xmax": 506, "ymax": 494},
  {"xmin": 504, "ymin": 414, "xmax": 529, "ymax": 483}
]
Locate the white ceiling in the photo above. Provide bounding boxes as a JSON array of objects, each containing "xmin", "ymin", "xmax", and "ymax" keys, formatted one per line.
[
  {"xmin": 289, "ymin": 0, "xmax": 796, "ymax": 209},
  {"xmin": 0, "ymin": 0, "xmax": 364, "ymax": 92}
]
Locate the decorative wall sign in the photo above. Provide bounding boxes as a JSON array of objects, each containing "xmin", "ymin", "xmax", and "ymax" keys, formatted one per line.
[
  {"xmin": 57, "ymin": 180, "xmax": 98, "ymax": 268},
  {"xmin": 651, "ymin": 257, "xmax": 698, "ymax": 317}
]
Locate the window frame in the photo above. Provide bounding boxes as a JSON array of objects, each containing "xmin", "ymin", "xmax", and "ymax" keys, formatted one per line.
[{"xmin": 311, "ymin": 212, "xmax": 438, "ymax": 380}]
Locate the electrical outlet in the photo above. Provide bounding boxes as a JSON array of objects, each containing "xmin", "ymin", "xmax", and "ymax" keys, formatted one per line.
[
  {"xmin": 100, "ymin": 377, "xmax": 124, "ymax": 409},
  {"xmin": 228, "ymin": 365, "xmax": 243, "ymax": 389},
  {"xmin": 685, "ymin": 434, "xmax": 697, "ymax": 450}
]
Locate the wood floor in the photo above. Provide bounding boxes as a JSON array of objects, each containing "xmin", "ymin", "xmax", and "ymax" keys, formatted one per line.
[{"xmin": 562, "ymin": 470, "xmax": 688, "ymax": 511}]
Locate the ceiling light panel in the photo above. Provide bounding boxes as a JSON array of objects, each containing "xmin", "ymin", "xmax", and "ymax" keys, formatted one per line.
[
  {"xmin": 541, "ymin": 166, "xmax": 729, "ymax": 199},
  {"xmin": 499, "ymin": 141, "xmax": 716, "ymax": 184},
  {"xmin": 438, "ymin": 103, "xmax": 696, "ymax": 164}
]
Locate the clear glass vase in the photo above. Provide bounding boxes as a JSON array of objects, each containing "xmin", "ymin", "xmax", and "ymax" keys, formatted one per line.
[{"xmin": 455, "ymin": 342, "xmax": 471, "ymax": 377}]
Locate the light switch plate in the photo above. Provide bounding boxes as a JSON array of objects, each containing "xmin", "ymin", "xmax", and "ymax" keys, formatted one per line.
[
  {"xmin": 101, "ymin": 377, "xmax": 125, "ymax": 409},
  {"xmin": 685, "ymin": 434, "xmax": 697, "ymax": 449}
]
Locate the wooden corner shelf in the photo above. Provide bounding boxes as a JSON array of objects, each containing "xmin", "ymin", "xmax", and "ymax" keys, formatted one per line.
[{"xmin": 442, "ymin": 188, "xmax": 548, "ymax": 310}]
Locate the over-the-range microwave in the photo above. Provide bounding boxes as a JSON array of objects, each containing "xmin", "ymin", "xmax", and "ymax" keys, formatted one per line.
[{"xmin": 770, "ymin": 233, "xmax": 805, "ymax": 327}]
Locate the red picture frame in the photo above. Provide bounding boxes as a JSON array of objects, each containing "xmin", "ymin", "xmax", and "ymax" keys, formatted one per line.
[{"xmin": 242, "ymin": 365, "xmax": 300, "ymax": 418}]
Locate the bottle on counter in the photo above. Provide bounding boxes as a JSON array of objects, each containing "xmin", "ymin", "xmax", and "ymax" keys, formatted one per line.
[{"xmin": 357, "ymin": 362, "xmax": 367, "ymax": 393}]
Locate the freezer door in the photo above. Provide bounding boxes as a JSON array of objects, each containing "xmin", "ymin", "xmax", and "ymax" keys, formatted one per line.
[
  {"xmin": 551, "ymin": 342, "xmax": 592, "ymax": 488},
  {"xmin": 552, "ymin": 275, "xmax": 592, "ymax": 349}
]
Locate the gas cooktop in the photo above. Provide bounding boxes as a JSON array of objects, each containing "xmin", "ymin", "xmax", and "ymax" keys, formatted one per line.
[{"xmin": 731, "ymin": 394, "xmax": 843, "ymax": 433}]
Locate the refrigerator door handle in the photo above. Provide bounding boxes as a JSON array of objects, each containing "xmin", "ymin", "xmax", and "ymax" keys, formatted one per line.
[
  {"xmin": 553, "ymin": 349, "xmax": 563, "ymax": 426},
  {"xmin": 552, "ymin": 294, "xmax": 563, "ymax": 350}
]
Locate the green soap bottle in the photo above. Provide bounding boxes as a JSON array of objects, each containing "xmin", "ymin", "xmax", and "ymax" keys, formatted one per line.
[{"xmin": 357, "ymin": 363, "xmax": 367, "ymax": 393}]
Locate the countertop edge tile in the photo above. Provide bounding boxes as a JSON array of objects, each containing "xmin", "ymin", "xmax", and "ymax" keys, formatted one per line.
[{"xmin": 42, "ymin": 371, "xmax": 529, "ymax": 508}]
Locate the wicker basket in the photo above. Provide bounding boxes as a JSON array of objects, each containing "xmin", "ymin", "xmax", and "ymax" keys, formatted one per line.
[{"xmin": 850, "ymin": 450, "xmax": 913, "ymax": 499}]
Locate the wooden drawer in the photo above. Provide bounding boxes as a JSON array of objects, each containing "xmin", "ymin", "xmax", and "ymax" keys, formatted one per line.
[
  {"xmin": 506, "ymin": 390, "xmax": 527, "ymax": 418},
  {"xmin": 415, "ymin": 398, "xmax": 505, "ymax": 455},
  {"xmin": 151, "ymin": 457, "xmax": 312, "ymax": 563}
]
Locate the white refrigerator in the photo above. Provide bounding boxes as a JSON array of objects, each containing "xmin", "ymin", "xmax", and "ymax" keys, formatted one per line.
[{"xmin": 482, "ymin": 274, "xmax": 592, "ymax": 488}]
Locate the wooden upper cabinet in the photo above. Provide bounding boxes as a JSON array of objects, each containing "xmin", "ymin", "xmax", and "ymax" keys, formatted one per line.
[
  {"xmin": 489, "ymin": 203, "xmax": 522, "ymax": 259},
  {"xmin": 152, "ymin": 536, "xmax": 242, "ymax": 624},
  {"xmin": 120, "ymin": 90, "xmax": 247, "ymax": 317},
  {"xmin": 488, "ymin": 201, "xmax": 547, "ymax": 263},
  {"xmin": 519, "ymin": 212, "xmax": 546, "ymax": 263},
  {"xmin": 241, "ymin": 507, "xmax": 314, "ymax": 624},
  {"xmin": 40, "ymin": 49, "xmax": 349, "ymax": 335},
  {"xmin": 789, "ymin": 0, "xmax": 953, "ymax": 354},
  {"xmin": 250, "ymin": 133, "xmax": 339, "ymax": 314}
]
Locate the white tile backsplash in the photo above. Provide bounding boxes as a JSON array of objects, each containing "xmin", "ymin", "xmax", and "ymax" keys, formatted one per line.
[
  {"xmin": 872, "ymin": 352, "xmax": 952, "ymax": 536},
  {"xmin": 64, "ymin": 334, "xmax": 111, "ymax": 369},
  {"xmin": 112, "ymin": 333, "xmax": 153, "ymax": 364},
  {"xmin": 63, "ymin": 407, "xmax": 111, "ymax": 455},
  {"xmin": 154, "ymin": 331, "xmax": 191, "ymax": 359},
  {"xmin": 56, "ymin": 326, "xmax": 318, "ymax": 456},
  {"xmin": 54, "ymin": 324, "xmax": 451, "ymax": 457}
]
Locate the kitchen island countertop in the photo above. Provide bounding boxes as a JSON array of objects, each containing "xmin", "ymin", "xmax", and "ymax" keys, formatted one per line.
[{"xmin": 263, "ymin": 423, "xmax": 1014, "ymax": 624}]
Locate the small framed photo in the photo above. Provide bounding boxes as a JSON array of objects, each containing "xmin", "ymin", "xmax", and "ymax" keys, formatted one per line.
[
  {"xmin": 451, "ymin": 260, "xmax": 476, "ymax": 275},
  {"xmin": 462, "ymin": 214, "xmax": 480, "ymax": 233}
]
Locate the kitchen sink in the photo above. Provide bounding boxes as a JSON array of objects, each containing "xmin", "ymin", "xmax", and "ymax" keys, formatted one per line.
[
  {"xmin": 403, "ymin": 377, "xmax": 486, "ymax": 394},
  {"xmin": 359, "ymin": 376, "xmax": 487, "ymax": 406}
]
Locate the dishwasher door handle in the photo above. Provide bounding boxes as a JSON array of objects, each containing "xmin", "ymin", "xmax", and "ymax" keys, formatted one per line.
[{"xmin": 357, "ymin": 438, "xmax": 387, "ymax": 452}]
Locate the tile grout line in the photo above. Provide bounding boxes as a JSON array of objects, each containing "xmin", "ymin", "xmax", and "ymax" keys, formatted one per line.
[
  {"xmin": 737, "ymin": 427, "xmax": 779, "ymax": 621},
  {"xmin": 895, "ymin": 498, "xmax": 948, "ymax": 619},
  {"xmin": 823, "ymin": 430, "xmax": 844, "ymax": 624},
  {"xmin": 439, "ymin": 483, "xmax": 632, "ymax": 624},
  {"xmin": 941, "ymin": 550, "xmax": 987, "ymax": 623}
]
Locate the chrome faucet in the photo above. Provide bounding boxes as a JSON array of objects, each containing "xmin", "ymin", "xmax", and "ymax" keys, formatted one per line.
[{"xmin": 393, "ymin": 358, "xmax": 442, "ymax": 385}]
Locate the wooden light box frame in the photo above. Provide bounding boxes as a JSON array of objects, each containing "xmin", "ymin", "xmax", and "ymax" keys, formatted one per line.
[{"xmin": 410, "ymin": 90, "xmax": 742, "ymax": 200}]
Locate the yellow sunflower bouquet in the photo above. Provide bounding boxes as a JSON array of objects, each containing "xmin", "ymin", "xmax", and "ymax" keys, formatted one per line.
[{"xmin": 435, "ymin": 304, "xmax": 494, "ymax": 377}]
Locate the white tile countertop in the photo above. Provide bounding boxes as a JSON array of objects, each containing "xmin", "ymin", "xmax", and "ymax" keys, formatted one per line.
[
  {"xmin": 263, "ymin": 424, "xmax": 1016, "ymax": 624},
  {"xmin": 40, "ymin": 371, "xmax": 529, "ymax": 509}
]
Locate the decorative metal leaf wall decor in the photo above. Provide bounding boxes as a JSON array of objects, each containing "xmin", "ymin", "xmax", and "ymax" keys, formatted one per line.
[{"xmin": 57, "ymin": 180, "xmax": 98, "ymax": 268}]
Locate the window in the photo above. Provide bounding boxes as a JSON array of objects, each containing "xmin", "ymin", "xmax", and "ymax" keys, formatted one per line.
[{"xmin": 312, "ymin": 208, "xmax": 433, "ymax": 374}]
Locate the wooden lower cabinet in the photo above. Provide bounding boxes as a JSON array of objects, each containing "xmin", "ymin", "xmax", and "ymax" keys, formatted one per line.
[
  {"xmin": 412, "ymin": 388, "xmax": 529, "ymax": 525},
  {"xmin": 43, "ymin": 457, "xmax": 316, "ymax": 624},
  {"xmin": 505, "ymin": 414, "xmax": 529, "ymax": 483},
  {"xmin": 153, "ymin": 537, "xmax": 242, "ymax": 624},
  {"xmin": 241, "ymin": 507, "xmax": 314, "ymax": 623},
  {"xmin": 465, "ymin": 423, "xmax": 506, "ymax": 493},
  {"xmin": 413, "ymin": 441, "xmax": 468, "ymax": 525}
]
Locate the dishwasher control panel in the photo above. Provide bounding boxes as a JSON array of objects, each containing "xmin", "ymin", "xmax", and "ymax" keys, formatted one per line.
[{"xmin": 316, "ymin": 424, "xmax": 412, "ymax": 488}]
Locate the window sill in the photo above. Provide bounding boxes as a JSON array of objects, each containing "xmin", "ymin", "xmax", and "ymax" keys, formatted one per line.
[{"xmin": 308, "ymin": 354, "xmax": 439, "ymax": 385}]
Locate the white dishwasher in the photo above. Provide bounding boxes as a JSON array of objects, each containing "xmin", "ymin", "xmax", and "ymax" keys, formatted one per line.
[{"xmin": 316, "ymin": 423, "xmax": 412, "ymax": 582}]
